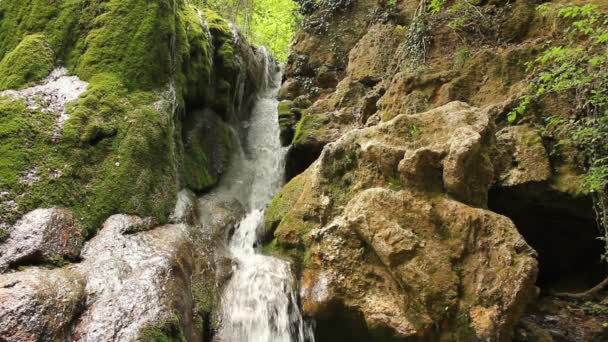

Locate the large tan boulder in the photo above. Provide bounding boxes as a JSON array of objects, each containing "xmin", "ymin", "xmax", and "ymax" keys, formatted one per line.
[{"xmin": 266, "ymin": 102, "xmax": 538, "ymax": 341}]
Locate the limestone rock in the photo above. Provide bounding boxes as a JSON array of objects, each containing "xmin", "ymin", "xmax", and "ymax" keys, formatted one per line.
[
  {"xmin": 495, "ymin": 125, "xmax": 552, "ymax": 187},
  {"xmin": 267, "ymin": 102, "xmax": 538, "ymax": 341},
  {"xmin": 0, "ymin": 208, "xmax": 85, "ymax": 272}
]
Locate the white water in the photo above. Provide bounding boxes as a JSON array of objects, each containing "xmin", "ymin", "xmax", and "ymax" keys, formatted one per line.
[{"xmin": 216, "ymin": 50, "xmax": 314, "ymax": 342}]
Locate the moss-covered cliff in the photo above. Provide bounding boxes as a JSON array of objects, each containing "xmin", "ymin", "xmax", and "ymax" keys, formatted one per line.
[{"xmin": 0, "ymin": 0, "xmax": 264, "ymax": 237}]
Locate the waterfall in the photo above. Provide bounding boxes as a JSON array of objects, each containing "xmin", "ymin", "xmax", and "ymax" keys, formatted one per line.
[{"xmin": 215, "ymin": 49, "xmax": 314, "ymax": 342}]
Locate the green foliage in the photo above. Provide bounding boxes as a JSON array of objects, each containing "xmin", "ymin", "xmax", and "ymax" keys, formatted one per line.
[
  {"xmin": 0, "ymin": 34, "xmax": 55, "ymax": 90},
  {"xmin": 428, "ymin": 0, "xmax": 447, "ymax": 14},
  {"xmin": 508, "ymin": 4, "xmax": 608, "ymax": 259},
  {"xmin": 453, "ymin": 47, "xmax": 469, "ymax": 70},
  {"xmin": 204, "ymin": 0, "xmax": 299, "ymax": 61}
]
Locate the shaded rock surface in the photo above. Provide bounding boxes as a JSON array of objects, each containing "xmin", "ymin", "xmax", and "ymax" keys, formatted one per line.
[{"xmin": 266, "ymin": 102, "xmax": 538, "ymax": 341}]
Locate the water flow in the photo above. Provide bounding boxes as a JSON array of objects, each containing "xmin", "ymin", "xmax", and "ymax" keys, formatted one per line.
[{"xmin": 216, "ymin": 50, "xmax": 314, "ymax": 342}]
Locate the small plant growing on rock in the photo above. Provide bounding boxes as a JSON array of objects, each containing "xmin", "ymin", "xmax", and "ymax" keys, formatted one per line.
[{"xmin": 509, "ymin": 3, "xmax": 608, "ymax": 298}]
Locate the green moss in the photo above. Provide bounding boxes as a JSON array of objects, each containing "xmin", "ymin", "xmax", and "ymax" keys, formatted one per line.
[
  {"xmin": 264, "ymin": 172, "xmax": 306, "ymax": 232},
  {"xmin": 73, "ymin": 0, "xmax": 176, "ymax": 90},
  {"xmin": 181, "ymin": 110, "xmax": 235, "ymax": 191},
  {"xmin": 292, "ymin": 113, "xmax": 330, "ymax": 145},
  {"xmin": 0, "ymin": 226, "xmax": 8, "ymax": 242},
  {"xmin": 278, "ymin": 100, "xmax": 294, "ymax": 117},
  {"xmin": 0, "ymin": 0, "xmax": 81, "ymax": 63},
  {"xmin": 138, "ymin": 314, "xmax": 186, "ymax": 342},
  {"xmin": 192, "ymin": 281, "xmax": 216, "ymax": 315},
  {"xmin": 0, "ymin": 1, "xmax": 249, "ymax": 235},
  {"xmin": 0, "ymin": 34, "xmax": 54, "ymax": 90}
]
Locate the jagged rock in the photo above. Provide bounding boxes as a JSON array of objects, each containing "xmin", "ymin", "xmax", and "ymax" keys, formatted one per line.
[
  {"xmin": 0, "ymin": 267, "xmax": 86, "ymax": 341},
  {"xmin": 0, "ymin": 208, "xmax": 84, "ymax": 272},
  {"xmin": 266, "ymin": 102, "xmax": 538, "ymax": 341},
  {"xmin": 494, "ymin": 125, "xmax": 552, "ymax": 187}
]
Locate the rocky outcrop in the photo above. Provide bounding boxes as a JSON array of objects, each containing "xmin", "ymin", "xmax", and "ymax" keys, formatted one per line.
[
  {"xmin": 265, "ymin": 102, "xmax": 538, "ymax": 341},
  {"xmin": 0, "ymin": 0, "xmax": 271, "ymax": 340},
  {"xmin": 273, "ymin": 0, "xmax": 608, "ymax": 339}
]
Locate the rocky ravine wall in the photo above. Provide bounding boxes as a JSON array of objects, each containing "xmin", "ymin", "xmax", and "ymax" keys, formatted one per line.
[
  {"xmin": 268, "ymin": 0, "xmax": 608, "ymax": 340},
  {"xmin": 0, "ymin": 0, "xmax": 269, "ymax": 340}
]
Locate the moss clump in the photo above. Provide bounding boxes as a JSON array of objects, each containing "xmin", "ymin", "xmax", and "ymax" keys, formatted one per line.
[
  {"xmin": 292, "ymin": 112, "xmax": 330, "ymax": 146},
  {"xmin": 0, "ymin": 74, "xmax": 178, "ymax": 235},
  {"xmin": 192, "ymin": 281, "xmax": 216, "ymax": 315},
  {"xmin": 138, "ymin": 314, "xmax": 186, "ymax": 342},
  {"xmin": 0, "ymin": 226, "xmax": 8, "ymax": 242},
  {"xmin": 264, "ymin": 172, "xmax": 307, "ymax": 233},
  {"xmin": 0, "ymin": 34, "xmax": 54, "ymax": 90},
  {"xmin": 0, "ymin": 0, "xmax": 81, "ymax": 62},
  {"xmin": 73, "ymin": 0, "xmax": 175, "ymax": 90},
  {"xmin": 181, "ymin": 110, "xmax": 235, "ymax": 191},
  {"xmin": 263, "ymin": 171, "xmax": 319, "ymax": 268}
]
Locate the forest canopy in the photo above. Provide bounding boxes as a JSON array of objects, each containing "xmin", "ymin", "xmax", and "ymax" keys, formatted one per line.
[{"xmin": 203, "ymin": 0, "xmax": 299, "ymax": 61}]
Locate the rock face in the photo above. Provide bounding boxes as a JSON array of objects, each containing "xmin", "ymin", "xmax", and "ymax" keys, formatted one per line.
[
  {"xmin": 0, "ymin": 267, "xmax": 85, "ymax": 342},
  {"xmin": 0, "ymin": 208, "xmax": 85, "ymax": 271},
  {"xmin": 0, "ymin": 0, "xmax": 267, "ymax": 237},
  {"xmin": 266, "ymin": 102, "xmax": 538, "ymax": 341},
  {"xmin": 272, "ymin": 0, "xmax": 608, "ymax": 339}
]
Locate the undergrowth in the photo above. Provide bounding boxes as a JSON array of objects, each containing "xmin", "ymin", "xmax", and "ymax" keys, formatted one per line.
[{"xmin": 508, "ymin": 4, "xmax": 608, "ymax": 260}]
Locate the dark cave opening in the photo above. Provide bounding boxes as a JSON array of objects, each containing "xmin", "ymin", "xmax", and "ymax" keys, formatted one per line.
[{"xmin": 488, "ymin": 183, "xmax": 608, "ymax": 293}]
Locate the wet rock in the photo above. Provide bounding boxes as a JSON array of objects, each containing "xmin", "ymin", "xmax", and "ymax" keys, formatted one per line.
[
  {"xmin": 72, "ymin": 215, "xmax": 200, "ymax": 341},
  {"xmin": 0, "ymin": 267, "xmax": 86, "ymax": 342},
  {"xmin": 0, "ymin": 208, "xmax": 85, "ymax": 272},
  {"xmin": 170, "ymin": 189, "xmax": 199, "ymax": 225}
]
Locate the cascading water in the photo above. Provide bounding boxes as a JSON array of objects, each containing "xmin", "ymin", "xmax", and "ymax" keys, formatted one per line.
[{"xmin": 215, "ymin": 49, "xmax": 314, "ymax": 342}]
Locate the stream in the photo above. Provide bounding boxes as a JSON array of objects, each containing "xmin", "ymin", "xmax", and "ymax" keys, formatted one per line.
[{"xmin": 215, "ymin": 49, "xmax": 314, "ymax": 342}]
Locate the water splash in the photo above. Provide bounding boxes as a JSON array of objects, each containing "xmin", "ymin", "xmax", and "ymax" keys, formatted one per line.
[{"xmin": 216, "ymin": 49, "xmax": 314, "ymax": 342}]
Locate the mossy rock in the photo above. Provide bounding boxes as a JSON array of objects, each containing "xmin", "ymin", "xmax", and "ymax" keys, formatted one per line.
[
  {"xmin": 0, "ymin": 0, "xmax": 254, "ymax": 234},
  {"xmin": 0, "ymin": 34, "xmax": 54, "ymax": 90},
  {"xmin": 264, "ymin": 172, "xmax": 307, "ymax": 234},
  {"xmin": 138, "ymin": 314, "xmax": 186, "ymax": 342},
  {"xmin": 292, "ymin": 112, "xmax": 330, "ymax": 146}
]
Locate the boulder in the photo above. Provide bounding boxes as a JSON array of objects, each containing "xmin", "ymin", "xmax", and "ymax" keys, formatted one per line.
[
  {"xmin": 0, "ymin": 208, "xmax": 85, "ymax": 272},
  {"xmin": 266, "ymin": 102, "xmax": 539, "ymax": 341},
  {"xmin": 0, "ymin": 267, "xmax": 86, "ymax": 341}
]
